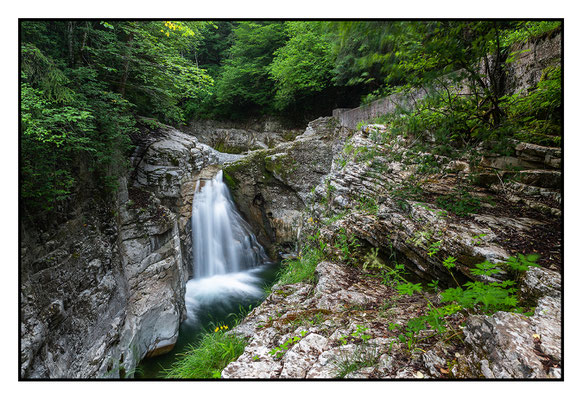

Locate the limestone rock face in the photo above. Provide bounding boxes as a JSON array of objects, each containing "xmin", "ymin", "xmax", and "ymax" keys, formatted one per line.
[
  {"xmin": 461, "ymin": 296, "xmax": 561, "ymax": 378},
  {"xmin": 184, "ymin": 118, "xmax": 303, "ymax": 154},
  {"xmin": 223, "ymin": 117, "xmax": 347, "ymax": 257},
  {"xmin": 221, "ymin": 117, "xmax": 561, "ymax": 379},
  {"xmin": 20, "ymin": 126, "xmax": 217, "ymax": 378},
  {"xmin": 20, "ymin": 215, "xmax": 126, "ymax": 378},
  {"xmin": 505, "ymin": 30, "xmax": 562, "ymax": 95},
  {"xmin": 223, "ymin": 261, "xmax": 410, "ymax": 379}
]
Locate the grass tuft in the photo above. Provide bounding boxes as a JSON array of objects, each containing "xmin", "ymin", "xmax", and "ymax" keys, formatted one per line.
[
  {"xmin": 163, "ymin": 330, "xmax": 247, "ymax": 379},
  {"xmin": 276, "ymin": 247, "xmax": 324, "ymax": 285}
]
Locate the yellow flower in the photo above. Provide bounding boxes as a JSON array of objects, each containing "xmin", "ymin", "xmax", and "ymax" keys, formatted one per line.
[{"xmin": 214, "ymin": 327, "xmax": 219, "ymax": 332}]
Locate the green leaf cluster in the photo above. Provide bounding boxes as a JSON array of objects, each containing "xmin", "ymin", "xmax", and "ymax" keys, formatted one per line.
[{"xmin": 20, "ymin": 20, "xmax": 214, "ymax": 218}]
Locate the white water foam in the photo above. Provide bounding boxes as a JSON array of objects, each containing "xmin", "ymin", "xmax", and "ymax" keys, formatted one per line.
[{"xmin": 184, "ymin": 170, "xmax": 270, "ymax": 326}]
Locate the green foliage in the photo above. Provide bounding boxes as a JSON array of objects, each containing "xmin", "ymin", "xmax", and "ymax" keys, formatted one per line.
[
  {"xmin": 332, "ymin": 21, "xmax": 400, "ymax": 90},
  {"xmin": 350, "ymin": 325, "xmax": 372, "ymax": 343},
  {"xmin": 427, "ymin": 240, "xmax": 442, "ymax": 257},
  {"xmin": 277, "ymin": 232, "xmax": 326, "ymax": 285},
  {"xmin": 269, "ymin": 330, "xmax": 307, "ymax": 359},
  {"xmin": 396, "ymin": 281, "xmax": 423, "ymax": 296},
  {"xmin": 470, "ymin": 260, "xmax": 503, "ymax": 276},
  {"xmin": 334, "ymin": 345, "xmax": 379, "ymax": 379},
  {"xmin": 21, "ymin": 42, "xmax": 135, "ymax": 214},
  {"xmin": 354, "ymin": 195, "xmax": 379, "ymax": 215},
  {"xmin": 442, "ymin": 256, "xmax": 456, "ymax": 270},
  {"xmin": 435, "ymin": 187, "xmax": 482, "ymax": 217},
  {"xmin": 268, "ymin": 22, "xmax": 335, "ymax": 110},
  {"xmin": 362, "ymin": 247, "xmax": 409, "ymax": 287},
  {"xmin": 500, "ymin": 21, "xmax": 561, "ymax": 47},
  {"xmin": 389, "ymin": 253, "xmax": 540, "ymax": 356},
  {"xmin": 214, "ymin": 21, "xmax": 286, "ymax": 117},
  {"xmin": 21, "ymin": 19, "xmax": 561, "ymax": 220},
  {"xmin": 501, "ymin": 66, "xmax": 562, "ymax": 146},
  {"xmin": 343, "ymin": 20, "xmax": 561, "ymax": 154},
  {"xmin": 441, "ymin": 280, "xmax": 518, "ymax": 313},
  {"xmin": 362, "ymin": 247, "xmax": 384, "ymax": 272},
  {"xmin": 389, "ymin": 176, "xmax": 424, "ymax": 205},
  {"xmin": 164, "ymin": 329, "xmax": 247, "ymax": 379},
  {"xmin": 20, "ymin": 20, "xmax": 213, "ymax": 218},
  {"xmin": 334, "ymin": 227, "xmax": 361, "ymax": 263},
  {"xmin": 505, "ymin": 253, "xmax": 540, "ymax": 273}
]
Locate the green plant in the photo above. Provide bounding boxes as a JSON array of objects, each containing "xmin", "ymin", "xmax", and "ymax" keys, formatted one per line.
[
  {"xmin": 435, "ymin": 187, "xmax": 482, "ymax": 217},
  {"xmin": 334, "ymin": 227, "xmax": 361, "ymax": 263},
  {"xmin": 427, "ymin": 279, "xmax": 440, "ymax": 292},
  {"xmin": 269, "ymin": 331, "xmax": 308, "ymax": 359},
  {"xmin": 164, "ymin": 329, "xmax": 248, "ymax": 379},
  {"xmin": 470, "ymin": 260, "xmax": 503, "ymax": 277},
  {"xmin": 504, "ymin": 253, "xmax": 540, "ymax": 273},
  {"xmin": 501, "ymin": 65, "xmax": 562, "ymax": 146},
  {"xmin": 277, "ymin": 237, "xmax": 325, "ymax": 285},
  {"xmin": 471, "ymin": 233, "xmax": 487, "ymax": 246},
  {"xmin": 355, "ymin": 195, "xmax": 379, "ymax": 215},
  {"xmin": 356, "ymin": 121, "xmax": 368, "ymax": 131},
  {"xmin": 427, "ymin": 240, "xmax": 442, "ymax": 257},
  {"xmin": 442, "ymin": 256, "xmax": 461, "ymax": 287},
  {"xmin": 388, "ymin": 253, "xmax": 540, "ymax": 358},
  {"xmin": 351, "ymin": 325, "xmax": 372, "ymax": 343},
  {"xmin": 396, "ymin": 282, "xmax": 423, "ymax": 296},
  {"xmin": 322, "ymin": 211, "xmax": 349, "ymax": 226},
  {"xmin": 407, "ymin": 229, "xmax": 432, "ymax": 247},
  {"xmin": 334, "ymin": 345, "xmax": 379, "ymax": 379},
  {"xmin": 362, "ymin": 247, "xmax": 384, "ymax": 272},
  {"xmin": 362, "ymin": 246, "xmax": 409, "ymax": 287},
  {"xmin": 337, "ymin": 334, "xmax": 349, "ymax": 345}
]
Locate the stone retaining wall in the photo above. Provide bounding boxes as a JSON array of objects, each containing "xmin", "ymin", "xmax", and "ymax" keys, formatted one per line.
[{"xmin": 334, "ymin": 30, "xmax": 561, "ymax": 131}]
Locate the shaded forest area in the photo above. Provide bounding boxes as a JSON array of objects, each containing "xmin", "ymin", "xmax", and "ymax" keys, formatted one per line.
[{"xmin": 20, "ymin": 20, "xmax": 561, "ymax": 225}]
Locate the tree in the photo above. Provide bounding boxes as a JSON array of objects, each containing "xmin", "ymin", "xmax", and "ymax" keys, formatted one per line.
[
  {"xmin": 268, "ymin": 21, "xmax": 335, "ymax": 111},
  {"xmin": 214, "ymin": 21, "xmax": 286, "ymax": 117},
  {"xmin": 20, "ymin": 20, "xmax": 214, "ymax": 219}
]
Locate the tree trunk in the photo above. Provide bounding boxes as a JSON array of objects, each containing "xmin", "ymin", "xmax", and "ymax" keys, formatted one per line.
[
  {"xmin": 119, "ymin": 34, "xmax": 134, "ymax": 98},
  {"xmin": 67, "ymin": 21, "xmax": 75, "ymax": 67}
]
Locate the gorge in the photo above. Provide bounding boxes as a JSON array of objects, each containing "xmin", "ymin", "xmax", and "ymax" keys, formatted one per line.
[{"xmin": 19, "ymin": 20, "xmax": 563, "ymax": 380}]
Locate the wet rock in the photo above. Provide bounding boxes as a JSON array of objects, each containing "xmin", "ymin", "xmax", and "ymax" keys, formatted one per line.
[
  {"xmin": 223, "ymin": 117, "xmax": 347, "ymax": 256},
  {"xmin": 20, "ymin": 125, "xmax": 217, "ymax": 378}
]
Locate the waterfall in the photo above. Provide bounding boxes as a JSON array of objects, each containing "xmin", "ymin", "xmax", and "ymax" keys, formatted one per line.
[
  {"xmin": 184, "ymin": 170, "xmax": 271, "ymax": 326},
  {"xmin": 191, "ymin": 170, "xmax": 267, "ymax": 277}
]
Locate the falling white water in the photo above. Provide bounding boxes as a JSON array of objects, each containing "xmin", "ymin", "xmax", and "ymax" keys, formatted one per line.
[
  {"xmin": 191, "ymin": 170, "xmax": 267, "ymax": 277},
  {"xmin": 184, "ymin": 170, "xmax": 270, "ymax": 326}
]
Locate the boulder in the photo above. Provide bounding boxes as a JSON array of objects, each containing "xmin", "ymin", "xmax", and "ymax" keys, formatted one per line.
[{"xmin": 461, "ymin": 296, "xmax": 561, "ymax": 378}]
